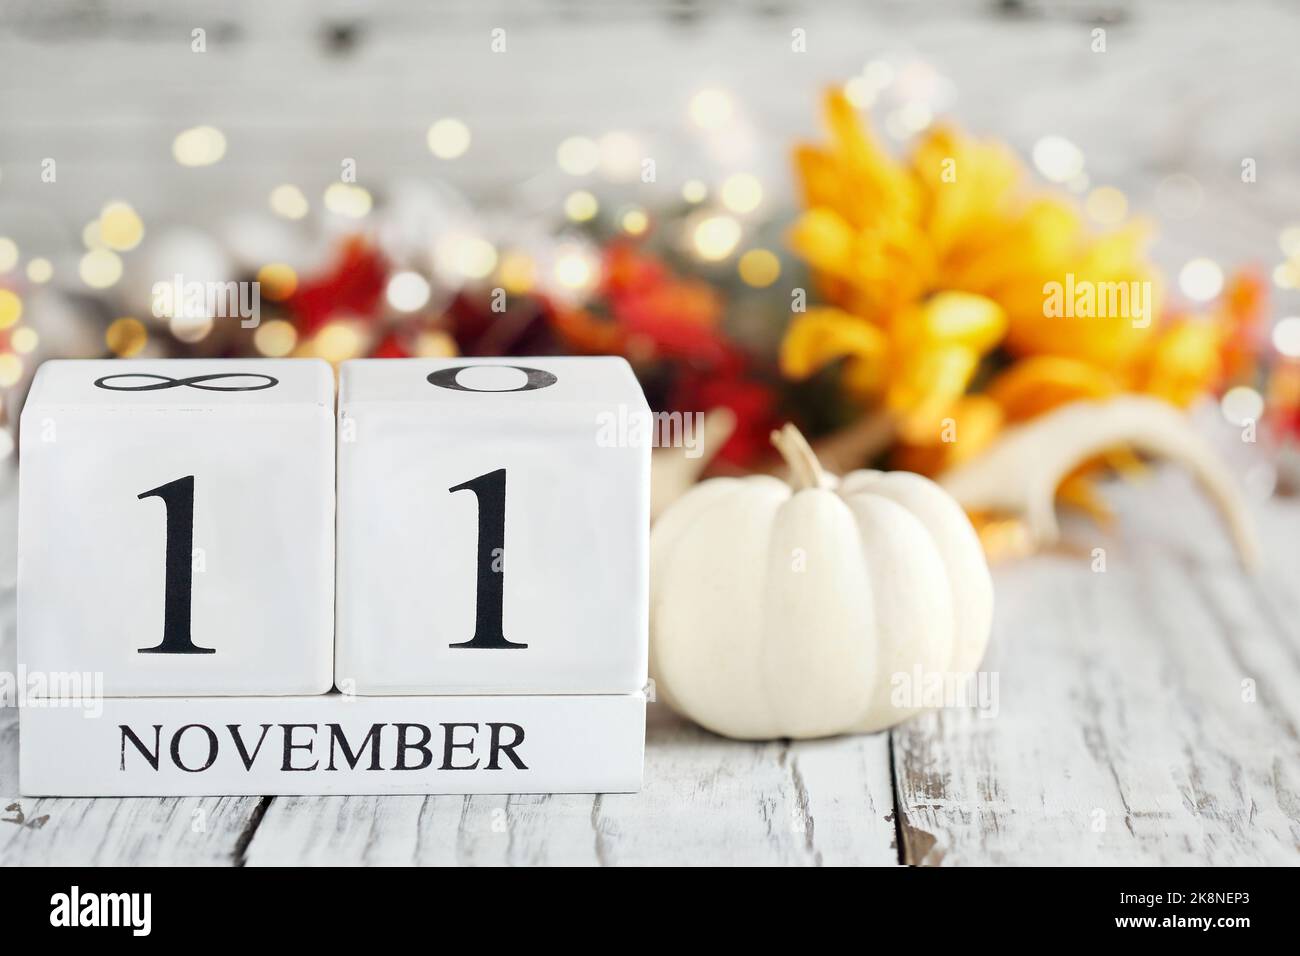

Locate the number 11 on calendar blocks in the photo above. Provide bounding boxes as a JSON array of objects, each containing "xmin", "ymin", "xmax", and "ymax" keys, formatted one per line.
[{"xmin": 17, "ymin": 358, "xmax": 649, "ymax": 796}]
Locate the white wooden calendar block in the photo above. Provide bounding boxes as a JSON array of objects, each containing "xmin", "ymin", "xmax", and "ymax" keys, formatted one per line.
[
  {"xmin": 19, "ymin": 691, "xmax": 646, "ymax": 795},
  {"xmin": 18, "ymin": 359, "xmax": 335, "ymax": 696},
  {"xmin": 337, "ymin": 358, "xmax": 650, "ymax": 695}
]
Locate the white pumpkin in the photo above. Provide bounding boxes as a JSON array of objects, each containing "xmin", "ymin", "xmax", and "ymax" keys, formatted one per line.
[{"xmin": 650, "ymin": 424, "xmax": 993, "ymax": 740}]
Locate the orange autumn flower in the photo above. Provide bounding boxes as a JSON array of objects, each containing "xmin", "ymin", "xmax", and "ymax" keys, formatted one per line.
[{"xmin": 550, "ymin": 243, "xmax": 729, "ymax": 364}]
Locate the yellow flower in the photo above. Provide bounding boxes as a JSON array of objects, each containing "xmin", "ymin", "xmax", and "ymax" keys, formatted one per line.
[
  {"xmin": 781, "ymin": 291, "xmax": 1006, "ymax": 443},
  {"xmin": 781, "ymin": 89, "xmax": 1225, "ymax": 483},
  {"xmin": 779, "ymin": 306, "xmax": 888, "ymax": 396}
]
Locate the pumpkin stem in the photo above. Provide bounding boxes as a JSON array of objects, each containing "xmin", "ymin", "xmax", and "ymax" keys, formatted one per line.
[{"xmin": 771, "ymin": 423, "xmax": 828, "ymax": 491}]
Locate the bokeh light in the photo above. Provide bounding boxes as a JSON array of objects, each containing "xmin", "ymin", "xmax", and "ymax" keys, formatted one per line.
[
  {"xmin": 564, "ymin": 190, "xmax": 599, "ymax": 222},
  {"xmin": 427, "ymin": 118, "xmax": 471, "ymax": 159},
  {"xmin": 689, "ymin": 89, "xmax": 734, "ymax": 129},
  {"xmin": 1032, "ymin": 135, "xmax": 1084, "ymax": 183},
  {"xmin": 0, "ymin": 290, "xmax": 22, "ymax": 328},
  {"xmin": 0, "ymin": 238, "xmax": 17, "ymax": 273},
  {"xmin": 79, "ymin": 249, "xmax": 123, "ymax": 289},
  {"xmin": 105, "ymin": 317, "xmax": 147, "ymax": 357},
  {"xmin": 386, "ymin": 271, "xmax": 432, "ymax": 312},
  {"xmin": 720, "ymin": 174, "xmax": 763, "ymax": 214},
  {"xmin": 25, "ymin": 258, "xmax": 52, "ymax": 283},
  {"xmin": 254, "ymin": 319, "xmax": 298, "ymax": 357},
  {"xmin": 692, "ymin": 215, "xmax": 742, "ymax": 261},
  {"xmin": 99, "ymin": 201, "xmax": 145, "ymax": 251},
  {"xmin": 269, "ymin": 184, "xmax": 309, "ymax": 220},
  {"xmin": 1271, "ymin": 316, "xmax": 1300, "ymax": 357},
  {"xmin": 738, "ymin": 248, "xmax": 780, "ymax": 287},
  {"xmin": 1178, "ymin": 257, "xmax": 1224, "ymax": 302},
  {"xmin": 172, "ymin": 126, "xmax": 227, "ymax": 166},
  {"xmin": 557, "ymin": 136, "xmax": 599, "ymax": 176}
]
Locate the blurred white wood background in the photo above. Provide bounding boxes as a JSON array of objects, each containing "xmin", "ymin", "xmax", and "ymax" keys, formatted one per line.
[
  {"xmin": 2, "ymin": 0, "xmax": 1298, "ymax": 278},
  {"xmin": 1, "ymin": 0, "xmax": 1299, "ymax": 865}
]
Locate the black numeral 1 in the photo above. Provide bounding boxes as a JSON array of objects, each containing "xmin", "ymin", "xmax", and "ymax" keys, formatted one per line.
[
  {"xmin": 448, "ymin": 468, "xmax": 526, "ymax": 650},
  {"xmin": 137, "ymin": 475, "xmax": 214, "ymax": 655}
]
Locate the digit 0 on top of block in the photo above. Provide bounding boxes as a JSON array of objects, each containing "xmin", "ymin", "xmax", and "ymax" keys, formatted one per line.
[
  {"xmin": 17, "ymin": 359, "xmax": 335, "ymax": 696},
  {"xmin": 336, "ymin": 358, "xmax": 651, "ymax": 696}
]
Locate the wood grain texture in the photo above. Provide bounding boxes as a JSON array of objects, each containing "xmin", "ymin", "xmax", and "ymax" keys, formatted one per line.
[
  {"xmin": 892, "ymin": 470, "xmax": 1300, "ymax": 866},
  {"xmin": 2, "ymin": 466, "xmax": 1298, "ymax": 866},
  {"xmin": 2, "ymin": 0, "xmax": 1300, "ymax": 866},
  {"xmin": 0, "ymin": 636, "xmax": 267, "ymax": 867},
  {"xmin": 239, "ymin": 706, "xmax": 899, "ymax": 865}
]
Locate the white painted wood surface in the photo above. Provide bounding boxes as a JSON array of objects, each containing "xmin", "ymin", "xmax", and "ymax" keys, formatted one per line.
[
  {"xmin": 1, "ymin": 0, "xmax": 1298, "ymax": 865},
  {"xmin": 2, "ymin": 462, "xmax": 1298, "ymax": 865}
]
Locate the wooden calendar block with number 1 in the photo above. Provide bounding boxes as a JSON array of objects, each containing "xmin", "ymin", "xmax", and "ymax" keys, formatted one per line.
[{"xmin": 335, "ymin": 357, "xmax": 651, "ymax": 696}]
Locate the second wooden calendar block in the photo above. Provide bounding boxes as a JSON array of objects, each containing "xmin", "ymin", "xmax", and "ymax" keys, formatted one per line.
[
  {"xmin": 18, "ymin": 359, "xmax": 335, "ymax": 696},
  {"xmin": 337, "ymin": 358, "xmax": 650, "ymax": 695}
]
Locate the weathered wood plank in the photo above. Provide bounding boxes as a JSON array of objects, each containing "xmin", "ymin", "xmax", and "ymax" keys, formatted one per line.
[
  {"xmin": 892, "ymin": 470, "xmax": 1300, "ymax": 865},
  {"xmin": 0, "ymin": 514, "xmax": 266, "ymax": 866},
  {"xmin": 242, "ymin": 704, "xmax": 899, "ymax": 865}
]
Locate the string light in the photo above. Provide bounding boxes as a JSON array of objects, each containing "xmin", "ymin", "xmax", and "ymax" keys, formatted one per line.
[
  {"xmin": 720, "ymin": 174, "xmax": 762, "ymax": 214},
  {"xmin": 79, "ymin": 249, "xmax": 123, "ymax": 289},
  {"xmin": 386, "ymin": 271, "xmax": 432, "ymax": 312},
  {"xmin": 689, "ymin": 89, "xmax": 734, "ymax": 129},
  {"xmin": 1032, "ymin": 136, "xmax": 1084, "ymax": 183},
  {"xmin": 556, "ymin": 136, "xmax": 599, "ymax": 176},
  {"xmin": 254, "ymin": 319, "xmax": 297, "ymax": 357},
  {"xmin": 323, "ymin": 183, "xmax": 372, "ymax": 218},
  {"xmin": 26, "ymin": 258, "xmax": 53, "ymax": 283},
  {"xmin": 0, "ymin": 238, "xmax": 17, "ymax": 273},
  {"xmin": 597, "ymin": 132, "xmax": 641, "ymax": 181},
  {"xmin": 99, "ymin": 201, "xmax": 145, "ymax": 251},
  {"xmin": 497, "ymin": 252, "xmax": 537, "ymax": 294},
  {"xmin": 256, "ymin": 263, "xmax": 299, "ymax": 301},
  {"xmin": 10, "ymin": 327, "xmax": 38, "ymax": 354},
  {"xmin": 427, "ymin": 118, "xmax": 471, "ymax": 159},
  {"xmin": 1178, "ymin": 258, "xmax": 1223, "ymax": 302},
  {"xmin": 738, "ymin": 249, "xmax": 780, "ymax": 287},
  {"xmin": 692, "ymin": 214, "xmax": 741, "ymax": 261},
  {"xmin": 269, "ymin": 184, "xmax": 309, "ymax": 220},
  {"xmin": 414, "ymin": 330, "xmax": 457, "ymax": 357},
  {"xmin": 105, "ymin": 317, "xmax": 147, "ymax": 357},
  {"xmin": 681, "ymin": 180, "xmax": 707, "ymax": 204},
  {"xmin": 0, "ymin": 354, "xmax": 23, "ymax": 388},
  {"xmin": 621, "ymin": 207, "xmax": 649, "ymax": 235},
  {"xmin": 564, "ymin": 190, "xmax": 599, "ymax": 222},
  {"xmin": 172, "ymin": 125, "xmax": 226, "ymax": 166},
  {"xmin": 1272, "ymin": 316, "xmax": 1300, "ymax": 358},
  {"xmin": 0, "ymin": 290, "xmax": 21, "ymax": 328},
  {"xmin": 314, "ymin": 321, "xmax": 364, "ymax": 363},
  {"xmin": 1220, "ymin": 385, "xmax": 1263, "ymax": 427},
  {"xmin": 553, "ymin": 245, "xmax": 599, "ymax": 292}
]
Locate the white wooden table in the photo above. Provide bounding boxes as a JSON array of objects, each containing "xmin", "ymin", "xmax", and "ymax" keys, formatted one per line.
[
  {"xmin": 2, "ymin": 0, "xmax": 1299, "ymax": 865},
  {"xmin": 2, "ymin": 465, "xmax": 1298, "ymax": 865}
]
